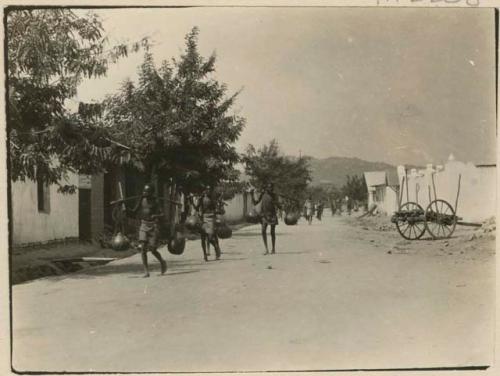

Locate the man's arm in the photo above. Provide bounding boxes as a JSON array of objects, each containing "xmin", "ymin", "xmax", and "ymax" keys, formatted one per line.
[
  {"xmin": 274, "ymin": 195, "xmax": 283, "ymax": 210},
  {"xmin": 251, "ymin": 190, "xmax": 263, "ymax": 205}
]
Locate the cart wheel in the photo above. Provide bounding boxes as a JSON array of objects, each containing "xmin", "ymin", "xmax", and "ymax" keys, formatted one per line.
[
  {"xmin": 395, "ymin": 202, "xmax": 426, "ymax": 240},
  {"xmin": 425, "ymin": 199, "xmax": 457, "ymax": 239}
]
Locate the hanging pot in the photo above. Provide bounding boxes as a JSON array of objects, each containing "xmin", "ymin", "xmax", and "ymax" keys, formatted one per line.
[
  {"xmin": 167, "ymin": 233, "xmax": 186, "ymax": 255},
  {"xmin": 284, "ymin": 212, "xmax": 299, "ymax": 226},
  {"xmin": 185, "ymin": 215, "xmax": 201, "ymax": 232},
  {"xmin": 216, "ymin": 223, "xmax": 232, "ymax": 239},
  {"xmin": 245, "ymin": 209, "xmax": 261, "ymax": 224},
  {"xmin": 111, "ymin": 232, "xmax": 130, "ymax": 251}
]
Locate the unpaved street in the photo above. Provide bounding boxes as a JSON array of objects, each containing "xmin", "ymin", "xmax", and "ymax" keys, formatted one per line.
[{"xmin": 12, "ymin": 213, "xmax": 495, "ymax": 372}]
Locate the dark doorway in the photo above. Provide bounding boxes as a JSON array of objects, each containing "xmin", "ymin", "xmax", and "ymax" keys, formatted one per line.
[{"xmin": 79, "ymin": 188, "xmax": 92, "ymax": 241}]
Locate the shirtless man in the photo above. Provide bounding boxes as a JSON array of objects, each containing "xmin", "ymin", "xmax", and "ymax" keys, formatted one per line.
[
  {"xmin": 251, "ymin": 183, "xmax": 281, "ymax": 255},
  {"xmin": 192, "ymin": 186, "xmax": 222, "ymax": 261},
  {"xmin": 128, "ymin": 184, "xmax": 167, "ymax": 277}
]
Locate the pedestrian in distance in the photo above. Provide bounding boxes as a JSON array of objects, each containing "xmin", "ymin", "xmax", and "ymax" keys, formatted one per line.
[
  {"xmin": 304, "ymin": 196, "xmax": 314, "ymax": 225},
  {"xmin": 345, "ymin": 195, "xmax": 352, "ymax": 216},
  {"xmin": 192, "ymin": 186, "xmax": 222, "ymax": 261},
  {"xmin": 330, "ymin": 199, "xmax": 336, "ymax": 216},
  {"xmin": 251, "ymin": 182, "xmax": 281, "ymax": 255},
  {"xmin": 316, "ymin": 201, "xmax": 324, "ymax": 221},
  {"xmin": 126, "ymin": 184, "xmax": 167, "ymax": 278}
]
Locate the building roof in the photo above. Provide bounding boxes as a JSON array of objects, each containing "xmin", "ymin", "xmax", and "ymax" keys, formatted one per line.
[{"xmin": 364, "ymin": 171, "xmax": 387, "ymax": 187}]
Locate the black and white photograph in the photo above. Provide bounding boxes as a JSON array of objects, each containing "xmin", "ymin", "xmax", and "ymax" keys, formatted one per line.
[{"xmin": 2, "ymin": 2, "xmax": 498, "ymax": 374}]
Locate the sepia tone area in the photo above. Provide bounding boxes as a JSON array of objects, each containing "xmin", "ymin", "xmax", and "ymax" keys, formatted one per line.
[{"xmin": 6, "ymin": 6, "xmax": 496, "ymax": 373}]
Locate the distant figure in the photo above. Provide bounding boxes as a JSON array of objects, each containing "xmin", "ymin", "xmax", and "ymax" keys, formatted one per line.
[
  {"xmin": 335, "ymin": 199, "xmax": 341, "ymax": 215},
  {"xmin": 330, "ymin": 199, "xmax": 336, "ymax": 216},
  {"xmin": 251, "ymin": 183, "xmax": 281, "ymax": 255},
  {"xmin": 127, "ymin": 184, "xmax": 167, "ymax": 278},
  {"xmin": 345, "ymin": 195, "xmax": 352, "ymax": 216},
  {"xmin": 316, "ymin": 201, "xmax": 324, "ymax": 220},
  {"xmin": 304, "ymin": 197, "xmax": 314, "ymax": 225}
]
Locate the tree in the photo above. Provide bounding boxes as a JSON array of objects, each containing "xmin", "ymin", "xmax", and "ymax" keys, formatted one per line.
[
  {"xmin": 242, "ymin": 140, "xmax": 312, "ymax": 210},
  {"xmin": 305, "ymin": 185, "xmax": 330, "ymax": 202},
  {"xmin": 341, "ymin": 174, "xmax": 367, "ymax": 203},
  {"xmin": 103, "ymin": 27, "xmax": 245, "ymax": 197},
  {"xmin": 7, "ymin": 8, "xmax": 147, "ymax": 191}
]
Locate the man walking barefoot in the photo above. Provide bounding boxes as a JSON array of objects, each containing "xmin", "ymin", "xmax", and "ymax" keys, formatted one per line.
[
  {"xmin": 192, "ymin": 186, "xmax": 222, "ymax": 261},
  {"xmin": 251, "ymin": 183, "xmax": 281, "ymax": 255},
  {"xmin": 127, "ymin": 184, "xmax": 167, "ymax": 278}
]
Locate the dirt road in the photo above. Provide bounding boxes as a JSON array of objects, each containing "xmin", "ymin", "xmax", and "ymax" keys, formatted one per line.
[{"xmin": 11, "ymin": 213, "xmax": 495, "ymax": 372}]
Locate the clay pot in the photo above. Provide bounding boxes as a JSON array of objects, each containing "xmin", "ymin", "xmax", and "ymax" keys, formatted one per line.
[
  {"xmin": 284, "ymin": 212, "xmax": 299, "ymax": 226},
  {"xmin": 111, "ymin": 232, "xmax": 130, "ymax": 251},
  {"xmin": 167, "ymin": 233, "xmax": 186, "ymax": 255},
  {"xmin": 185, "ymin": 215, "xmax": 201, "ymax": 232},
  {"xmin": 216, "ymin": 224, "xmax": 232, "ymax": 239},
  {"xmin": 245, "ymin": 209, "xmax": 261, "ymax": 224}
]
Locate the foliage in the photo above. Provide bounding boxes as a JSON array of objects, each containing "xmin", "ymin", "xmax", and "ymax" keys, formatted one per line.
[
  {"xmin": 217, "ymin": 180, "xmax": 249, "ymax": 201},
  {"xmin": 341, "ymin": 174, "xmax": 367, "ymax": 202},
  {"xmin": 242, "ymin": 140, "xmax": 312, "ymax": 210},
  {"xmin": 103, "ymin": 27, "xmax": 245, "ymax": 196},
  {"xmin": 7, "ymin": 8, "xmax": 147, "ymax": 190},
  {"xmin": 305, "ymin": 185, "xmax": 330, "ymax": 203}
]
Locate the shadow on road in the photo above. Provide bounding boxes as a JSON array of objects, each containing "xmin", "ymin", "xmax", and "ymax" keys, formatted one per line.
[
  {"xmin": 276, "ymin": 250, "xmax": 309, "ymax": 255},
  {"xmin": 232, "ymin": 232, "xmax": 290, "ymax": 237},
  {"xmin": 43, "ymin": 259, "xmax": 205, "ymax": 282}
]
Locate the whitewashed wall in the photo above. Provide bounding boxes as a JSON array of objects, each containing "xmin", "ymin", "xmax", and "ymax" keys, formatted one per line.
[
  {"xmin": 398, "ymin": 161, "xmax": 496, "ymax": 223},
  {"xmin": 380, "ymin": 186, "xmax": 399, "ymax": 215},
  {"xmin": 224, "ymin": 193, "xmax": 258, "ymax": 222},
  {"xmin": 11, "ymin": 173, "xmax": 79, "ymax": 245}
]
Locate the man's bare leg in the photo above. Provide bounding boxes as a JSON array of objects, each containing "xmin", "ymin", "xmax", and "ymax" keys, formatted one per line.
[
  {"xmin": 151, "ymin": 248, "xmax": 167, "ymax": 275},
  {"xmin": 141, "ymin": 248, "xmax": 150, "ymax": 278},
  {"xmin": 201, "ymin": 234, "xmax": 208, "ymax": 261},
  {"xmin": 261, "ymin": 223, "xmax": 269, "ymax": 255},
  {"xmin": 209, "ymin": 235, "xmax": 222, "ymax": 260},
  {"xmin": 270, "ymin": 225, "xmax": 276, "ymax": 254}
]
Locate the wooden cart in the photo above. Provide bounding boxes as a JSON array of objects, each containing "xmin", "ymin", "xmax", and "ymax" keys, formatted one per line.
[{"xmin": 391, "ymin": 171, "xmax": 461, "ymax": 240}]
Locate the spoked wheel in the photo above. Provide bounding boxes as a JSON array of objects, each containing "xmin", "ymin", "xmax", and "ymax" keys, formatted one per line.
[
  {"xmin": 395, "ymin": 202, "xmax": 426, "ymax": 240},
  {"xmin": 425, "ymin": 199, "xmax": 457, "ymax": 239}
]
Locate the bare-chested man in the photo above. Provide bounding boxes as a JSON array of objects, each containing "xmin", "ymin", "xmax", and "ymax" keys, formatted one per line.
[
  {"xmin": 192, "ymin": 186, "xmax": 222, "ymax": 261},
  {"xmin": 251, "ymin": 183, "xmax": 281, "ymax": 255},
  {"xmin": 127, "ymin": 184, "xmax": 167, "ymax": 277}
]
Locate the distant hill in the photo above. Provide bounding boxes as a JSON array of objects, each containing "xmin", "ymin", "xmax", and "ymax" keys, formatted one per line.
[{"xmin": 306, "ymin": 156, "xmax": 396, "ymax": 187}]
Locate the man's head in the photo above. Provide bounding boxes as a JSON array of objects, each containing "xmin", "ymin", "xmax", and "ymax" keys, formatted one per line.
[
  {"xmin": 265, "ymin": 182, "xmax": 274, "ymax": 193},
  {"xmin": 143, "ymin": 184, "xmax": 154, "ymax": 197}
]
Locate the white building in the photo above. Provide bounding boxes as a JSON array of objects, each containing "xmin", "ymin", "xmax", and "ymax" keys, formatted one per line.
[
  {"xmin": 364, "ymin": 170, "xmax": 399, "ymax": 215},
  {"xmin": 11, "ymin": 174, "xmax": 80, "ymax": 245}
]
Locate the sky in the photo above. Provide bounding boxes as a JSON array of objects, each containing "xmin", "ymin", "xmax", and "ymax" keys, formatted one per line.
[{"xmin": 75, "ymin": 7, "xmax": 496, "ymax": 166}]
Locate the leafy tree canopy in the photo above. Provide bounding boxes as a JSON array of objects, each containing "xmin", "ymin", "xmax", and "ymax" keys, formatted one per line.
[
  {"xmin": 7, "ymin": 8, "xmax": 148, "ymax": 191},
  {"xmin": 242, "ymin": 140, "xmax": 312, "ymax": 210},
  {"xmin": 103, "ymin": 27, "xmax": 245, "ymax": 195},
  {"xmin": 341, "ymin": 174, "xmax": 368, "ymax": 202}
]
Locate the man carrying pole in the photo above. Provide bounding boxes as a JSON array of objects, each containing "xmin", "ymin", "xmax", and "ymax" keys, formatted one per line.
[
  {"xmin": 124, "ymin": 184, "xmax": 167, "ymax": 278},
  {"xmin": 251, "ymin": 182, "xmax": 281, "ymax": 255},
  {"xmin": 192, "ymin": 186, "xmax": 222, "ymax": 261}
]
